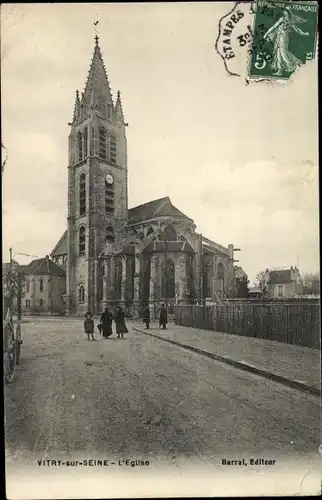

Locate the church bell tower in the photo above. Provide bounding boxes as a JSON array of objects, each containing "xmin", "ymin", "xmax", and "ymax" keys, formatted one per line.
[{"xmin": 66, "ymin": 35, "xmax": 128, "ymax": 315}]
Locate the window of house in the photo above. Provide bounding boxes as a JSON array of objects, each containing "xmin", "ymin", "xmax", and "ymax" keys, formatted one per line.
[
  {"xmin": 78, "ymin": 285, "xmax": 85, "ymax": 303},
  {"xmin": 79, "ymin": 173, "xmax": 86, "ymax": 215},
  {"xmin": 83, "ymin": 127, "xmax": 88, "ymax": 158},
  {"xmin": 40, "ymin": 278, "xmax": 44, "ymax": 292},
  {"xmin": 105, "ymin": 180, "xmax": 114, "ymax": 215},
  {"xmin": 99, "ymin": 127, "xmax": 107, "ymax": 159},
  {"xmin": 110, "ymin": 134, "xmax": 117, "ymax": 164},
  {"xmin": 277, "ymin": 285, "xmax": 283, "ymax": 297},
  {"xmin": 105, "ymin": 226, "xmax": 115, "ymax": 243},
  {"xmin": 78, "ymin": 131, "xmax": 83, "ymax": 161},
  {"xmin": 79, "ymin": 226, "xmax": 86, "ymax": 255}
]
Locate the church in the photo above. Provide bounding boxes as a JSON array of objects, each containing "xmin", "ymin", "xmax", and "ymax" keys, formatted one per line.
[{"xmin": 51, "ymin": 36, "xmax": 237, "ymax": 316}]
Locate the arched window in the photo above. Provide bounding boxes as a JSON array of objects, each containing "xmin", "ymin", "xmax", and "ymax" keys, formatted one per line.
[
  {"xmin": 99, "ymin": 127, "xmax": 107, "ymax": 159},
  {"xmin": 40, "ymin": 277, "xmax": 44, "ymax": 293},
  {"xmin": 77, "ymin": 131, "xmax": 83, "ymax": 161},
  {"xmin": 78, "ymin": 285, "xmax": 85, "ymax": 303},
  {"xmin": 161, "ymin": 259, "xmax": 175, "ymax": 299},
  {"xmin": 105, "ymin": 226, "xmax": 114, "ymax": 243},
  {"xmin": 79, "ymin": 173, "xmax": 86, "ymax": 215},
  {"xmin": 105, "ymin": 179, "xmax": 114, "ymax": 215},
  {"xmin": 217, "ymin": 263, "xmax": 225, "ymax": 279},
  {"xmin": 79, "ymin": 226, "xmax": 86, "ymax": 255},
  {"xmin": 203, "ymin": 259, "xmax": 213, "ymax": 298},
  {"xmin": 83, "ymin": 127, "xmax": 88, "ymax": 158},
  {"xmin": 110, "ymin": 134, "xmax": 117, "ymax": 164}
]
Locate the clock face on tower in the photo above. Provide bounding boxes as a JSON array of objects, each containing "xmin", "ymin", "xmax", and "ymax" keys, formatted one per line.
[{"xmin": 105, "ymin": 173, "xmax": 114, "ymax": 185}]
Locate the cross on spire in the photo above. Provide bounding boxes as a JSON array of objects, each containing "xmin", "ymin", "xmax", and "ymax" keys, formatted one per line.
[{"xmin": 95, "ymin": 34, "xmax": 99, "ymax": 46}]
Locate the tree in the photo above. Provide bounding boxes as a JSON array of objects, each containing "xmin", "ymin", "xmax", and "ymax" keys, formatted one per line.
[
  {"xmin": 235, "ymin": 275, "xmax": 250, "ymax": 298},
  {"xmin": 302, "ymin": 273, "xmax": 320, "ymax": 295},
  {"xmin": 254, "ymin": 270, "xmax": 269, "ymax": 292}
]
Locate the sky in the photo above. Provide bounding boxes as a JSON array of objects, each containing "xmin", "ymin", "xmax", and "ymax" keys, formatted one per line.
[{"xmin": 1, "ymin": 2, "xmax": 319, "ymax": 283}]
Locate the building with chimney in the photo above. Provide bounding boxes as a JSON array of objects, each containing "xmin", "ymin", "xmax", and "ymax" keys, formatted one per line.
[
  {"xmin": 22, "ymin": 256, "xmax": 66, "ymax": 314},
  {"xmin": 260, "ymin": 267, "xmax": 303, "ymax": 298},
  {"xmin": 50, "ymin": 36, "xmax": 238, "ymax": 316}
]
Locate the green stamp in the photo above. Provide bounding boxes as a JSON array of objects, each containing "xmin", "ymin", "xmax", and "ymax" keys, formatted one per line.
[{"xmin": 249, "ymin": 1, "xmax": 318, "ymax": 80}]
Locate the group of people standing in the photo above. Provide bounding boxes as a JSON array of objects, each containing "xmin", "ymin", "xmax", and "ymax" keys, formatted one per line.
[
  {"xmin": 84, "ymin": 303, "xmax": 169, "ymax": 341},
  {"xmin": 142, "ymin": 304, "xmax": 168, "ymax": 330},
  {"xmin": 84, "ymin": 306, "xmax": 128, "ymax": 341}
]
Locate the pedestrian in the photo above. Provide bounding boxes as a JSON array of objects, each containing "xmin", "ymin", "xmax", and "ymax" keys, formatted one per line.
[
  {"xmin": 142, "ymin": 304, "xmax": 150, "ymax": 329},
  {"xmin": 159, "ymin": 303, "xmax": 168, "ymax": 330},
  {"xmin": 115, "ymin": 306, "xmax": 128, "ymax": 339},
  {"xmin": 84, "ymin": 312, "xmax": 95, "ymax": 341},
  {"xmin": 100, "ymin": 307, "xmax": 113, "ymax": 339}
]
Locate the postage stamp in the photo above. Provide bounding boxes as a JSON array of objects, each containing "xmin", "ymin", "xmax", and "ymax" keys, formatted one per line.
[{"xmin": 249, "ymin": 1, "xmax": 318, "ymax": 80}]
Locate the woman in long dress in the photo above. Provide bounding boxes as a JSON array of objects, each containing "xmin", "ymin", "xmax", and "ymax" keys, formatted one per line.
[
  {"xmin": 263, "ymin": 7, "xmax": 309, "ymax": 76},
  {"xmin": 115, "ymin": 307, "xmax": 128, "ymax": 339},
  {"xmin": 100, "ymin": 307, "xmax": 113, "ymax": 339}
]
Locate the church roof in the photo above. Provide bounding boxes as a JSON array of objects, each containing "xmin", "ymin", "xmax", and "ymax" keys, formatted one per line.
[
  {"xmin": 128, "ymin": 197, "xmax": 193, "ymax": 225},
  {"xmin": 24, "ymin": 257, "xmax": 66, "ymax": 277},
  {"xmin": 51, "ymin": 230, "xmax": 67, "ymax": 257}
]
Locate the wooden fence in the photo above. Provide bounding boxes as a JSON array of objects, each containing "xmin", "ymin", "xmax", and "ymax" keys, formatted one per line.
[{"xmin": 175, "ymin": 304, "xmax": 320, "ymax": 349}]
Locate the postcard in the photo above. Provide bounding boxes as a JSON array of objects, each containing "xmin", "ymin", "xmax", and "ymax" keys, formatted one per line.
[{"xmin": 2, "ymin": 1, "xmax": 320, "ymax": 498}]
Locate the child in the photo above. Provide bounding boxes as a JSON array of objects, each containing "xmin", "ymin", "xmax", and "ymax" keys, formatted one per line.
[{"xmin": 84, "ymin": 312, "xmax": 95, "ymax": 341}]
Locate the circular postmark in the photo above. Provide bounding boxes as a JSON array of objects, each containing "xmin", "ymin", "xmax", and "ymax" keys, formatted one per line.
[{"xmin": 216, "ymin": 0, "xmax": 318, "ymax": 84}]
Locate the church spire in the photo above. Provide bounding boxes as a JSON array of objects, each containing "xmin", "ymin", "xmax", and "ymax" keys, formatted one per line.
[
  {"xmin": 72, "ymin": 90, "xmax": 80, "ymax": 122},
  {"xmin": 115, "ymin": 90, "xmax": 125, "ymax": 123},
  {"xmin": 82, "ymin": 35, "xmax": 113, "ymax": 107}
]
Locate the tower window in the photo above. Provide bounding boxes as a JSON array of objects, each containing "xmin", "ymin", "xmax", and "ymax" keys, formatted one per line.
[
  {"xmin": 107, "ymin": 104, "xmax": 112, "ymax": 120},
  {"xmin": 79, "ymin": 226, "xmax": 86, "ymax": 255},
  {"xmin": 78, "ymin": 285, "xmax": 85, "ymax": 303},
  {"xmin": 78, "ymin": 131, "xmax": 83, "ymax": 161},
  {"xmin": 99, "ymin": 127, "xmax": 107, "ymax": 159},
  {"xmin": 40, "ymin": 278, "xmax": 44, "ymax": 293},
  {"xmin": 83, "ymin": 127, "xmax": 88, "ymax": 158},
  {"xmin": 105, "ymin": 180, "xmax": 114, "ymax": 215},
  {"xmin": 79, "ymin": 173, "xmax": 86, "ymax": 215},
  {"xmin": 110, "ymin": 134, "xmax": 117, "ymax": 164},
  {"xmin": 105, "ymin": 226, "xmax": 115, "ymax": 243}
]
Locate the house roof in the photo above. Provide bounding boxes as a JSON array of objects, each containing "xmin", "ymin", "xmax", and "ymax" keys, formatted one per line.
[
  {"xmin": 51, "ymin": 230, "xmax": 68, "ymax": 257},
  {"xmin": 24, "ymin": 257, "xmax": 66, "ymax": 276},
  {"xmin": 268, "ymin": 270, "xmax": 293, "ymax": 285},
  {"xmin": 3, "ymin": 261, "xmax": 25, "ymax": 276},
  {"xmin": 128, "ymin": 197, "xmax": 193, "ymax": 225}
]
